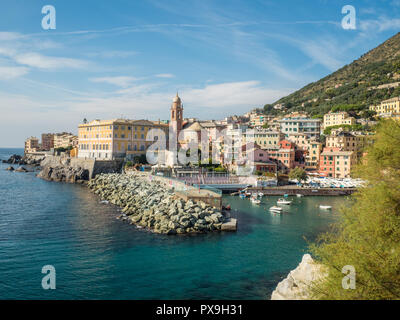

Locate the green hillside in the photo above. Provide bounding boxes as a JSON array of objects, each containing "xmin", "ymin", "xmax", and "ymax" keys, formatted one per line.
[{"xmin": 268, "ymin": 32, "xmax": 400, "ymax": 117}]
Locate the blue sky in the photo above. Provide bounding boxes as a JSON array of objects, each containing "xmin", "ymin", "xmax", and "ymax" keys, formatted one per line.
[{"xmin": 1, "ymin": 0, "xmax": 400, "ymax": 147}]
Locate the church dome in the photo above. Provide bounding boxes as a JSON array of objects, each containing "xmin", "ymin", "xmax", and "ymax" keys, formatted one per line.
[{"xmin": 173, "ymin": 92, "xmax": 181, "ymax": 104}]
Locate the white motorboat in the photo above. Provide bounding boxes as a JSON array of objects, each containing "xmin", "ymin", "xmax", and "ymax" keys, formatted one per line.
[
  {"xmin": 258, "ymin": 192, "xmax": 264, "ymax": 197},
  {"xmin": 277, "ymin": 198, "xmax": 292, "ymax": 205},
  {"xmin": 251, "ymin": 198, "xmax": 261, "ymax": 205},
  {"xmin": 100, "ymin": 200, "xmax": 109, "ymax": 204},
  {"xmin": 319, "ymin": 205, "xmax": 332, "ymax": 210},
  {"xmin": 296, "ymin": 194, "xmax": 303, "ymax": 197},
  {"xmin": 269, "ymin": 206, "xmax": 282, "ymax": 212}
]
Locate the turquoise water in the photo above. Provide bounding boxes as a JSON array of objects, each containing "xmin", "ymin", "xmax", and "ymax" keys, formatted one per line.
[{"xmin": 0, "ymin": 148, "xmax": 346, "ymax": 299}]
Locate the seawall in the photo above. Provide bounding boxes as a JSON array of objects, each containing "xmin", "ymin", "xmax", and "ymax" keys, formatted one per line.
[
  {"xmin": 38, "ymin": 155, "xmax": 124, "ymax": 182},
  {"xmin": 250, "ymin": 187, "xmax": 356, "ymax": 196}
]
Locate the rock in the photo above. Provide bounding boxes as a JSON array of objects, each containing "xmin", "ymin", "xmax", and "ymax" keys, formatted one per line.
[
  {"xmin": 6, "ymin": 166, "xmax": 14, "ymax": 171},
  {"xmin": 271, "ymin": 254, "xmax": 326, "ymax": 300},
  {"xmin": 86, "ymin": 172, "xmax": 230, "ymax": 236},
  {"xmin": 221, "ymin": 218, "xmax": 237, "ymax": 231},
  {"xmin": 15, "ymin": 166, "xmax": 29, "ymax": 172},
  {"xmin": 37, "ymin": 164, "xmax": 89, "ymax": 183}
]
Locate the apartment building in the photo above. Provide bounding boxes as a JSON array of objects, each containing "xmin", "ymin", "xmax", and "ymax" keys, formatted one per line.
[
  {"xmin": 369, "ymin": 97, "xmax": 400, "ymax": 117},
  {"xmin": 78, "ymin": 119, "xmax": 167, "ymax": 160},
  {"xmin": 249, "ymin": 113, "xmax": 273, "ymax": 128},
  {"xmin": 242, "ymin": 129, "xmax": 284, "ymax": 151},
  {"xmin": 326, "ymin": 130, "xmax": 369, "ymax": 160},
  {"xmin": 287, "ymin": 132, "xmax": 309, "ymax": 151},
  {"xmin": 319, "ymin": 147, "xmax": 356, "ymax": 178},
  {"xmin": 268, "ymin": 140, "xmax": 296, "ymax": 172},
  {"xmin": 323, "ymin": 111, "xmax": 356, "ymax": 128},
  {"xmin": 305, "ymin": 141, "xmax": 323, "ymax": 171},
  {"xmin": 41, "ymin": 133, "xmax": 54, "ymax": 151},
  {"xmin": 24, "ymin": 137, "xmax": 40, "ymax": 154},
  {"xmin": 54, "ymin": 132, "xmax": 78, "ymax": 149},
  {"xmin": 278, "ymin": 117, "xmax": 321, "ymax": 140}
]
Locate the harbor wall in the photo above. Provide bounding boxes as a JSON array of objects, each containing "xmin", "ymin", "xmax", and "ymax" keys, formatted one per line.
[
  {"xmin": 250, "ymin": 187, "xmax": 356, "ymax": 196},
  {"xmin": 40, "ymin": 155, "xmax": 123, "ymax": 179}
]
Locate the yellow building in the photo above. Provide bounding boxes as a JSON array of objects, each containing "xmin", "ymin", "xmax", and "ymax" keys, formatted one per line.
[
  {"xmin": 78, "ymin": 119, "xmax": 168, "ymax": 160},
  {"xmin": 369, "ymin": 97, "xmax": 400, "ymax": 117},
  {"xmin": 242, "ymin": 129, "xmax": 284, "ymax": 151},
  {"xmin": 326, "ymin": 130, "xmax": 370, "ymax": 160},
  {"xmin": 323, "ymin": 111, "xmax": 356, "ymax": 128},
  {"xmin": 54, "ymin": 132, "xmax": 78, "ymax": 149},
  {"xmin": 287, "ymin": 132, "xmax": 309, "ymax": 150},
  {"xmin": 24, "ymin": 137, "xmax": 40, "ymax": 154},
  {"xmin": 249, "ymin": 113, "xmax": 273, "ymax": 128},
  {"xmin": 305, "ymin": 141, "xmax": 323, "ymax": 170}
]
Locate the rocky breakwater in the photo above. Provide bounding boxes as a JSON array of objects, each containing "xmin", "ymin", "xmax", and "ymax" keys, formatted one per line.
[
  {"xmin": 271, "ymin": 254, "xmax": 327, "ymax": 300},
  {"xmin": 88, "ymin": 173, "xmax": 231, "ymax": 235},
  {"xmin": 37, "ymin": 157, "xmax": 89, "ymax": 183},
  {"xmin": 2, "ymin": 154, "xmax": 44, "ymax": 166}
]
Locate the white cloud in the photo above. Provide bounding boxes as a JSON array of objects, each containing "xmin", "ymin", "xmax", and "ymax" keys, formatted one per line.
[
  {"xmin": 14, "ymin": 53, "xmax": 87, "ymax": 70},
  {"xmin": 0, "ymin": 32, "xmax": 22, "ymax": 41},
  {"xmin": 0, "ymin": 66, "xmax": 29, "ymax": 79},
  {"xmin": 155, "ymin": 73, "xmax": 175, "ymax": 78},
  {"xmin": 90, "ymin": 76, "xmax": 139, "ymax": 87},
  {"xmin": 359, "ymin": 17, "xmax": 400, "ymax": 33}
]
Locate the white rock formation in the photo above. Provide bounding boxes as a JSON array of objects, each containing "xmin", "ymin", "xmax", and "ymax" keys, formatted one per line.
[{"xmin": 271, "ymin": 254, "xmax": 326, "ymax": 300}]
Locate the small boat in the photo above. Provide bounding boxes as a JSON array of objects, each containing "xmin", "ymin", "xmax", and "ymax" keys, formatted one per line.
[
  {"xmin": 269, "ymin": 206, "xmax": 283, "ymax": 212},
  {"xmin": 319, "ymin": 205, "xmax": 332, "ymax": 210},
  {"xmin": 245, "ymin": 192, "xmax": 252, "ymax": 197},
  {"xmin": 277, "ymin": 198, "xmax": 292, "ymax": 205},
  {"xmin": 251, "ymin": 198, "xmax": 261, "ymax": 205},
  {"xmin": 296, "ymin": 194, "xmax": 303, "ymax": 197},
  {"xmin": 239, "ymin": 194, "xmax": 246, "ymax": 199},
  {"xmin": 100, "ymin": 200, "xmax": 109, "ymax": 204},
  {"xmin": 258, "ymin": 192, "xmax": 264, "ymax": 197},
  {"xmin": 283, "ymin": 194, "xmax": 289, "ymax": 198}
]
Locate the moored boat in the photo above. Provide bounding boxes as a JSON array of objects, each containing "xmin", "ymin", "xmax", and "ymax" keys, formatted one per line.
[
  {"xmin": 319, "ymin": 205, "xmax": 332, "ymax": 210},
  {"xmin": 296, "ymin": 194, "xmax": 303, "ymax": 197},
  {"xmin": 269, "ymin": 206, "xmax": 283, "ymax": 212},
  {"xmin": 277, "ymin": 198, "xmax": 292, "ymax": 205}
]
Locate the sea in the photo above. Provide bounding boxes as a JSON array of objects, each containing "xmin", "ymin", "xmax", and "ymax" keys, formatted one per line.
[{"xmin": 0, "ymin": 148, "xmax": 345, "ymax": 299}]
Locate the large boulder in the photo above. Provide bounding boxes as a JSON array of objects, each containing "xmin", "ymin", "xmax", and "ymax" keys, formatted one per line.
[
  {"xmin": 271, "ymin": 254, "xmax": 326, "ymax": 300},
  {"xmin": 6, "ymin": 166, "xmax": 14, "ymax": 171}
]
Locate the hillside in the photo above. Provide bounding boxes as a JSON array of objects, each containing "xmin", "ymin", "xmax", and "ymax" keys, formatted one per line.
[{"xmin": 269, "ymin": 32, "xmax": 400, "ymax": 116}]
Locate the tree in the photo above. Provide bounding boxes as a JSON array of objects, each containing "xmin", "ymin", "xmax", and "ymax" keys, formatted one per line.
[
  {"xmin": 288, "ymin": 167, "xmax": 308, "ymax": 182},
  {"xmin": 309, "ymin": 119, "xmax": 400, "ymax": 299}
]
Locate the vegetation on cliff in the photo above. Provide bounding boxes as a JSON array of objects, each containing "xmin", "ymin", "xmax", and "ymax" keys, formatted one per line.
[
  {"xmin": 309, "ymin": 119, "xmax": 400, "ymax": 299},
  {"xmin": 269, "ymin": 32, "xmax": 400, "ymax": 116}
]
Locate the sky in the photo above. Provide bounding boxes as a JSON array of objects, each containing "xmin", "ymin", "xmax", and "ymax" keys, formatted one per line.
[{"xmin": 1, "ymin": 0, "xmax": 400, "ymax": 147}]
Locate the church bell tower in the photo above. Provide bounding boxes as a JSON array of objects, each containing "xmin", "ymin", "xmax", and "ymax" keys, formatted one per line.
[{"xmin": 170, "ymin": 92, "xmax": 183, "ymax": 138}]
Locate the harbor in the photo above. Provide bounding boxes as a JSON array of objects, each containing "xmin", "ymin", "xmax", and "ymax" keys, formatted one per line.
[{"xmin": 0, "ymin": 148, "xmax": 345, "ymax": 299}]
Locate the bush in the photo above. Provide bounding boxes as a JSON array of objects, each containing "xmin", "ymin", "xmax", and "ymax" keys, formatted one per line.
[
  {"xmin": 125, "ymin": 161, "xmax": 133, "ymax": 167},
  {"xmin": 309, "ymin": 119, "xmax": 400, "ymax": 299}
]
